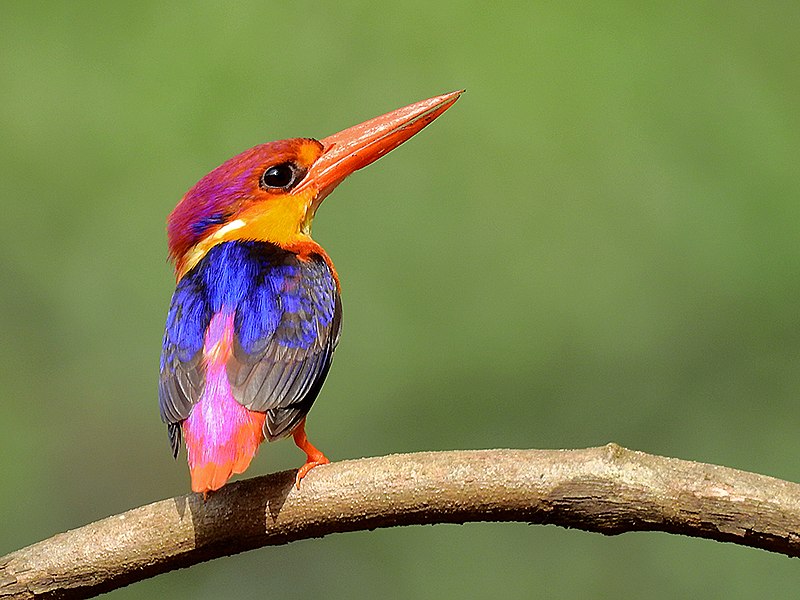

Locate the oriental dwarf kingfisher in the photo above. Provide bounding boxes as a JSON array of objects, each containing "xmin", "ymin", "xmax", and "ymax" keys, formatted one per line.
[{"xmin": 159, "ymin": 91, "xmax": 463, "ymax": 494}]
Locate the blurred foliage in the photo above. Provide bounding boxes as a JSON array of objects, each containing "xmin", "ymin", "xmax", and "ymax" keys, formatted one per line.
[{"xmin": 2, "ymin": 1, "xmax": 799, "ymax": 598}]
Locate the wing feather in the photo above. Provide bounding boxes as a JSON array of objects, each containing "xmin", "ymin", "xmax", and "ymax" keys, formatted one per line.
[
  {"xmin": 228, "ymin": 250, "xmax": 342, "ymax": 440},
  {"xmin": 158, "ymin": 275, "xmax": 210, "ymax": 456}
]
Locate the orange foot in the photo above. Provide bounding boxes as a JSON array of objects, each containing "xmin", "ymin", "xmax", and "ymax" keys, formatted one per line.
[{"xmin": 293, "ymin": 418, "xmax": 330, "ymax": 488}]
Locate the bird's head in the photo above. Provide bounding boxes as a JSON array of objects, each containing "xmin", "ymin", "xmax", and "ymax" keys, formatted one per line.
[{"xmin": 167, "ymin": 90, "xmax": 463, "ymax": 279}]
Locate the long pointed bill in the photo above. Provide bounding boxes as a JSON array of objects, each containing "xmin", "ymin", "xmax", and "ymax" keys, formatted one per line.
[{"xmin": 295, "ymin": 90, "xmax": 464, "ymax": 202}]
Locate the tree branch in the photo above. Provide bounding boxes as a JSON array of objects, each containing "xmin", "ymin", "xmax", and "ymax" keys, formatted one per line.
[{"xmin": 3, "ymin": 445, "xmax": 800, "ymax": 599}]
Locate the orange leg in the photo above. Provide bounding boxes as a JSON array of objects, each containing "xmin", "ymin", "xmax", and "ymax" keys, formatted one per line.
[{"xmin": 292, "ymin": 418, "xmax": 330, "ymax": 488}]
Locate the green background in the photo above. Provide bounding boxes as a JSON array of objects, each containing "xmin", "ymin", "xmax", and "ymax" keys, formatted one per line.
[{"xmin": 2, "ymin": 2, "xmax": 799, "ymax": 598}]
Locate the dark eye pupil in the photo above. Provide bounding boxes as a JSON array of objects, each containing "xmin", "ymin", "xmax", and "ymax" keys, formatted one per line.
[{"xmin": 261, "ymin": 163, "xmax": 296, "ymax": 189}]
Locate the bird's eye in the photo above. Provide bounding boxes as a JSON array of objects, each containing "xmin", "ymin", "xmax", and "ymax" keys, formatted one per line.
[{"xmin": 260, "ymin": 162, "xmax": 300, "ymax": 190}]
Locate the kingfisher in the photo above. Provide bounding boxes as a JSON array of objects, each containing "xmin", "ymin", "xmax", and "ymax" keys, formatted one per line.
[{"xmin": 159, "ymin": 91, "xmax": 463, "ymax": 494}]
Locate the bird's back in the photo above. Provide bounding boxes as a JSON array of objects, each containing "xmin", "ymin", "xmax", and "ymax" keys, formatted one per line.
[{"xmin": 159, "ymin": 240, "xmax": 341, "ymax": 492}]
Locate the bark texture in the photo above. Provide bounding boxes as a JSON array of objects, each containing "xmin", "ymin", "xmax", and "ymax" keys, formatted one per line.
[{"xmin": 3, "ymin": 445, "xmax": 800, "ymax": 599}]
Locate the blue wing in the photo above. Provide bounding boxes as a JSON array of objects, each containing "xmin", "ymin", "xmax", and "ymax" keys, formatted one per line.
[
  {"xmin": 158, "ymin": 241, "xmax": 342, "ymax": 453},
  {"xmin": 227, "ymin": 246, "xmax": 342, "ymax": 440},
  {"xmin": 159, "ymin": 274, "xmax": 210, "ymax": 455}
]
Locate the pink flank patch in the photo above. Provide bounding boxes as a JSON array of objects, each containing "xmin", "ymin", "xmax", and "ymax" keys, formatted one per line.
[{"xmin": 183, "ymin": 311, "xmax": 265, "ymax": 493}]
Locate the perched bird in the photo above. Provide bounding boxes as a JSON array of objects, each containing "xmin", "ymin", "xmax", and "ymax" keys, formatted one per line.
[{"xmin": 159, "ymin": 91, "xmax": 463, "ymax": 494}]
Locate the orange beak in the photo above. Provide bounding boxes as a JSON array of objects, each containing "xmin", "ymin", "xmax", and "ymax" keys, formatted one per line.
[{"xmin": 295, "ymin": 90, "xmax": 464, "ymax": 203}]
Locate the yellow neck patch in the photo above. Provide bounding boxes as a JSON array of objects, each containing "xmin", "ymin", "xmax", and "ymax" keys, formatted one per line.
[{"xmin": 176, "ymin": 189, "xmax": 318, "ymax": 280}]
